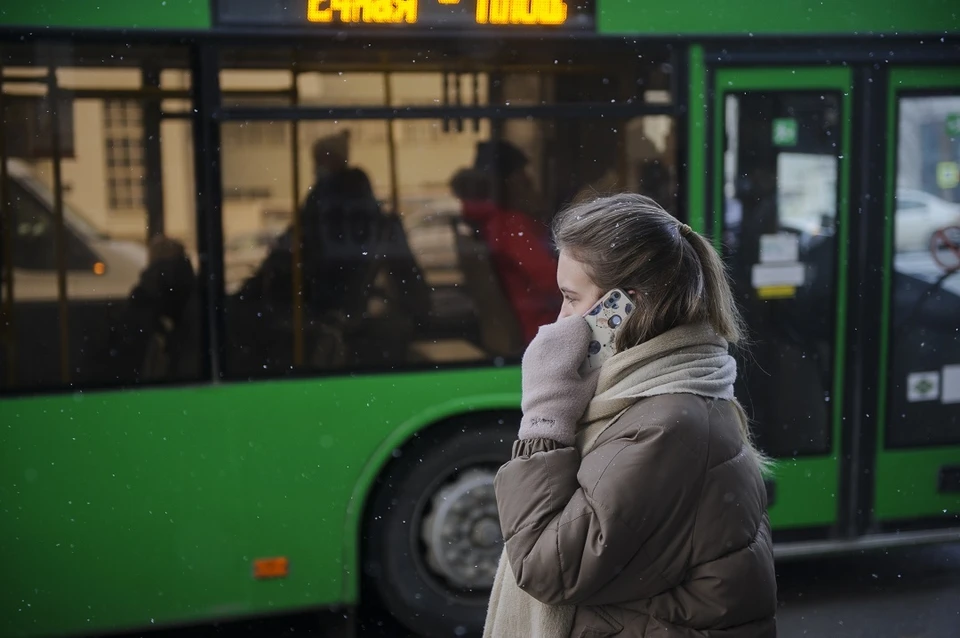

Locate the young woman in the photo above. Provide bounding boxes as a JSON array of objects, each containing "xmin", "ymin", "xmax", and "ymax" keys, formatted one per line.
[{"xmin": 484, "ymin": 193, "xmax": 777, "ymax": 637}]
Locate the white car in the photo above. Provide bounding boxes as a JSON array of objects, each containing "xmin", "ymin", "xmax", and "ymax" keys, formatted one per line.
[
  {"xmin": 6, "ymin": 158, "xmax": 148, "ymax": 302},
  {"xmin": 895, "ymin": 188, "xmax": 960, "ymax": 253}
]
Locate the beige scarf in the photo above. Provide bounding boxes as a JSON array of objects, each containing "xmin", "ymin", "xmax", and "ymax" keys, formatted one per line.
[{"xmin": 483, "ymin": 322, "xmax": 737, "ymax": 638}]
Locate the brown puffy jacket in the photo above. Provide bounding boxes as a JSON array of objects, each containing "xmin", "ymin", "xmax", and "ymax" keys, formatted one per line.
[{"xmin": 495, "ymin": 393, "xmax": 777, "ymax": 637}]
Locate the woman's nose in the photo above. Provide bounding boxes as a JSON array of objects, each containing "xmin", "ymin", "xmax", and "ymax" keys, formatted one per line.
[{"xmin": 558, "ymin": 307, "xmax": 572, "ymax": 320}]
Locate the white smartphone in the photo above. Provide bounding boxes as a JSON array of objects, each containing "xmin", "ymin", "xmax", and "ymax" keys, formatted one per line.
[{"xmin": 579, "ymin": 288, "xmax": 634, "ymax": 374}]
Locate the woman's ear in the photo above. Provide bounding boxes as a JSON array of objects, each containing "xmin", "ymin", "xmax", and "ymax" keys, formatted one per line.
[{"xmin": 627, "ymin": 288, "xmax": 637, "ymax": 300}]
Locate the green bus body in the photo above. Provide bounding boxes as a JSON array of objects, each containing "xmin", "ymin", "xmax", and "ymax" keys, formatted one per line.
[
  {"xmin": 1, "ymin": 370, "xmax": 520, "ymax": 635},
  {"xmin": 0, "ymin": 0, "xmax": 955, "ymax": 33},
  {"xmin": 1, "ymin": 1, "xmax": 959, "ymax": 637}
]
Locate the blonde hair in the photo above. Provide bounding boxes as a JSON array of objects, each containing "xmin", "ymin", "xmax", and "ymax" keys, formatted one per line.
[{"xmin": 553, "ymin": 192, "xmax": 771, "ymax": 472}]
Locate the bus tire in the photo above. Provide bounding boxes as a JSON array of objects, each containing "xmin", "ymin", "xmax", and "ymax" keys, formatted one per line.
[{"xmin": 362, "ymin": 413, "xmax": 518, "ymax": 638}]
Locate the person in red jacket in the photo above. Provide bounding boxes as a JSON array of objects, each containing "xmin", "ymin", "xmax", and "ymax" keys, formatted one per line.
[{"xmin": 451, "ymin": 141, "xmax": 560, "ymax": 343}]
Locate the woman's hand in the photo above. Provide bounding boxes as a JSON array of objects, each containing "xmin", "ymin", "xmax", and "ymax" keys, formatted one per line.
[{"xmin": 517, "ymin": 315, "xmax": 600, "ymax": 446}]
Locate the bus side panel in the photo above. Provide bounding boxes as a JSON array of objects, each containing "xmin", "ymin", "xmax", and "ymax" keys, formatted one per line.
[
  {"xmin": 0, "ymin": 0, "xmax": 211, "ymax": 30},
  {"xmin": 597, "ymin": 0, "xmax": 960, "ymax": 36},
  {"xmin": 0, "ymin": 367, "xmax": 520, "ymax": 638}
]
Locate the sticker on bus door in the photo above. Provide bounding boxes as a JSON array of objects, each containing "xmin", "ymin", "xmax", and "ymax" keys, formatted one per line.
[
  {"xmin": 907, "ymin": 371, "xmax": 940, "ymax": 403},
  {"xmin": 751, "ymin": 265, "xmax": 804, "ymax": 298},
  {"xmin": 937, "ymin": 161, "xmax": 960, "ymax": 190},
  {"xmin": 759, "ymin": 234, "xmax": 800, "ymax": 263},
  {"xmin": 752, "ymin": 234, "xmax": 804, "ymax": 299},
  {"xmin": 941, "ymin": 365, "xmax": 960, "ymax": 404}
]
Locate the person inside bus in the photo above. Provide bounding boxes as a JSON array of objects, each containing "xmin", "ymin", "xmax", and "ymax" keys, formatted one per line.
[
  {"xmin": 484, "ymin": 193, "xmax": 777, "ymax": 638},
  {"xmin": 115, "ymin": 235, "xmax": 198, "ymax": 382},
  {"xmin": 450, "ymin": 140, "xmax": 560, "ymax": 343},
  {"xmin": 298, "ymin": 130, "xmax": 382, "ymax": 314},
  {"xmin": 244, "ymin": 131, "xmax": 381, "ymax": 307},
  {"xmin": 234, "ymin": 131, "xmax": 391, "ymax": 369}
]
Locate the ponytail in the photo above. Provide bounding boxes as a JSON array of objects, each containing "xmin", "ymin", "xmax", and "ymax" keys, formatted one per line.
[
  {"xmin": 684, "ymin": 229, "xmax": 772, "ymax": 475},
  {"xmin": 682, "ymin": 230, "xmax": 746, "ymax": 345}
]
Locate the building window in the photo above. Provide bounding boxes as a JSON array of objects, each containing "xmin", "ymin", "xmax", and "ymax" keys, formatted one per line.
[{"xmin": 103, "ymin": 100, "xmax": 145, "ymax": 210}]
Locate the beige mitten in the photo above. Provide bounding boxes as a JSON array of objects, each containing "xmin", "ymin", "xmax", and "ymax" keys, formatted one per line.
[{"xmin": 517, "ymin": 315, "xmax": 600, "ymax": 446}]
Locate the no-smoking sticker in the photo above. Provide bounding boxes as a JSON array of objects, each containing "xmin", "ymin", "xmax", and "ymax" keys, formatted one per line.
[{"xmin": 930, "ymin": 226, "xmax": 960, "ymax": 273}]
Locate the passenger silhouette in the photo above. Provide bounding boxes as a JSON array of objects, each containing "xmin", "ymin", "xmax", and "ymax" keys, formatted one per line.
[{"xmin": 451, "ymin": 141, "xmax": 560, "ymax": 343}]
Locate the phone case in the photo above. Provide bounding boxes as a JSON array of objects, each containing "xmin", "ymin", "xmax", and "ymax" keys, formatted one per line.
[{"xmin": 580, "ymin": 289, "xmax": 634, "ymax": 374}]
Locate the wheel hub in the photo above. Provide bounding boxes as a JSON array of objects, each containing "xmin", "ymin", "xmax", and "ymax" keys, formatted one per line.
[{"xmin": 421, "ymin": 468, "xmax": 503, "ymax": 590}]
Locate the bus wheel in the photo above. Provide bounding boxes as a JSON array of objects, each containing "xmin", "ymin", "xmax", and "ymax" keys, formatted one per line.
[{"xmin": 363, "ymin": 416, "xmax": 517, "ymax": 638}]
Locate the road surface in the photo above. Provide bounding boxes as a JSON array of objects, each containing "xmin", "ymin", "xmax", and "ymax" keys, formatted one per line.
[{"xmin": 119, "ymin": 542, "xmax": 960, "ymax": 638}]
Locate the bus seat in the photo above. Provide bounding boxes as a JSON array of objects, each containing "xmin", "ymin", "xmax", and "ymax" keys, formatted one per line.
[{"xmin": 372, "ymin": 212, "xmax": 433, "ymax": 320}]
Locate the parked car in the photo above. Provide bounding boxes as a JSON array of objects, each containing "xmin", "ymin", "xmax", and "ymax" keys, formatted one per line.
[
  {"xmin": 5, "ymin": 158, "xmax": 147, "ymax": 302},
  {"xmin": 895, "ymin": 187, "xmax": 960, "ymax": 253}
]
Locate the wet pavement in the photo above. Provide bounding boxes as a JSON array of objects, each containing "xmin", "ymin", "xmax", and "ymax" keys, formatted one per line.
[
  {"xmin": 774, "ymin": 542, "xmax": 960, "ymax": 638},
  {"xmin": 120, "ymin": 542, "xmax": 960, "ymax": 638}
]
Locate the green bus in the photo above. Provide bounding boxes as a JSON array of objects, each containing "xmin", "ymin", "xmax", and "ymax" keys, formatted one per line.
[{"xmin": 1, "ymin": 1, "xmax": 959, "ymax": 637}]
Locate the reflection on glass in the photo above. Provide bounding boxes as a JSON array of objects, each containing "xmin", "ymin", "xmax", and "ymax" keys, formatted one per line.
[
  {"xmin": 887, "ymin": 94, "xmax": 960, "ymax": 448},
  {"xmin": 220, "ymin": 113, "xmax": 676, "ymax": 379},
  {"xmin": 722, "ymin": 91, "xmax": 842, "ymax": 458},
  {"xmin": 209, "ymin": 51, "xmax": 679, "ymax": 380},
  {"xmin": 0, "ymin": 49, "xmax": 200, "ymax": 391},
  {"xmin": 776, "ymin": 153, "xmax": 837, "ymax": 242}
]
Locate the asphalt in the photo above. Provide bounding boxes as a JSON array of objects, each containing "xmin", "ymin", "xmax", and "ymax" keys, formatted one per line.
[
  {"xmin": 116, "ymin": 542, "xmax": 960, "ymax": 638},
  {"xmin": 774, "ymin": 542, "xmax": 960, "ymax": 638}
]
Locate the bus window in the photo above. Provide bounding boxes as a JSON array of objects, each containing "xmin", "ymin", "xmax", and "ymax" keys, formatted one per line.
[
  {"xmin": 216, "ymin": 51, "xmax": 676, "ymax": 379},
  {"xmin": 0, "ymin": 46, "xmax": 201, "ymax": 391},
  {"xmin": 887, "ymin": 94, "xmax": 960, "ymax": 447},
  {"xmin": 220, "ymin": 117, "xmax": 674, "ymax": 378},
  {"xmin": 221, "ymin": 118, "xmax": 546, "ymax": 377}
]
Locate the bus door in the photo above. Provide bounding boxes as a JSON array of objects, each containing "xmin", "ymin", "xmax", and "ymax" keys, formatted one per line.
[
  {"xmin": 874, "ymin": 67, "xmax": 960, "ymax": 530},
  {"xmin": 712, "ymin": 67, "xmax": 853, "ymax": 534}
]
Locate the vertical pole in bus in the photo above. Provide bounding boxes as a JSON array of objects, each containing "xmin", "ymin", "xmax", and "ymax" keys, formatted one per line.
[
  {"xmin": 49, "ymin": 67, "xmax": 70, "ymax": 384},
  {"xmin": 454, "ymin": 73, "xmax": 463, "ymax": 133},
  {"xmin": 489, "ymin": 73, "xmax": 504, "ymax": 208},
  {"xmin": 472, "ymin": 72, "xmax": 480, "ymax": 133},
  {"xmin": 142, "ymin": 65, "xmax": 165, "ymax": 240},
  {"xmin": 441, "ymin": 72, "xmax": 450, "ymax": 134},
  {"xmin": 290, "ymin": 70, "xmax": 305, "ymax": 368},
  {"xmin": 383, "ymin": 72, "xmax": 400, "ymax": 216},
  {"xmin": 190, "ymin": 46, "xmax": 225, "ymax": 382},
  {"xmin": 616, "ymin": 71, "xmax": 628, "ymax": 190},
  {"xmin": 0, "ymin": 66, "xmax": 15, "ymax": 385}
]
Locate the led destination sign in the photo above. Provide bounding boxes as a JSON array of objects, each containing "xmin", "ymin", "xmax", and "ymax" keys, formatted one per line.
[{"xmin": 216, "ymin": 0, "xmax": 595, "ymax": 30}]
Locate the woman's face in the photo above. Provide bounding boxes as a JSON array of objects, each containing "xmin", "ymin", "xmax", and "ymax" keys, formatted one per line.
[{"xmin": 557, "ymin": 249, "xmax": 606, "ymax": 319}]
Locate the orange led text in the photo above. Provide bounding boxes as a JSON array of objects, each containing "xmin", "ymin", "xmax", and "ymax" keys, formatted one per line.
[
  {"xmin": 476, "ymin": 0, "xmax": 568, "ymax": 25},
  {"xmin": 307, "ymin": 0, "xmax": 419, "ymax": 24}
]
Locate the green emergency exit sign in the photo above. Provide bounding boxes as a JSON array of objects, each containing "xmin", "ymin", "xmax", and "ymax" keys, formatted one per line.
[
  {"xmin": 947, "ymin": 113, "xmax": 960, "ymax": 137},
  {"xmin": 772, "ymin": 118, "xmax": 798, "ymax": 147}
]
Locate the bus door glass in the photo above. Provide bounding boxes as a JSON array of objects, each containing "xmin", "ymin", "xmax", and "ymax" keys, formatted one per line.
[
  {"xmin": 714, "ymin": 68, "xmax": 853, "ymax": 532},
  {"xmin": 875, "ymin": 68, "xmax": 960, "ymax": 526}
]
